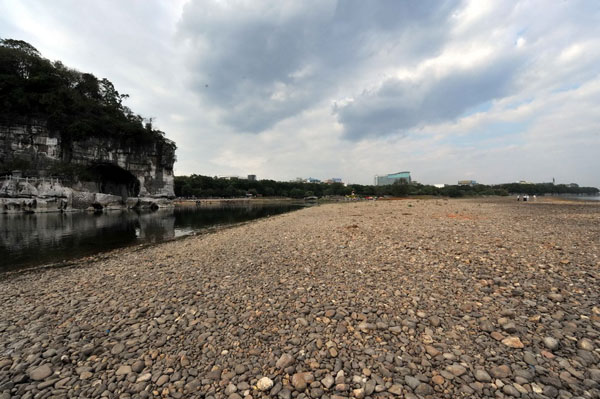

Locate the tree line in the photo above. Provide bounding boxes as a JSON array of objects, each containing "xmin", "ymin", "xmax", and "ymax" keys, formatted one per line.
[{"xmin": 175, "ymin": 175, "xmax": 599, "ymax": 199}]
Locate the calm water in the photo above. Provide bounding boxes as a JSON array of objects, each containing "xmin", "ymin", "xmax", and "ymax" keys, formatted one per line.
[
  {"xmin": 0, "ymin": 202, "xmax": 305, "ymax": 272},
  {"xmin": 560, "ymin": 195, "xmax": 600, "ymax": 201}
]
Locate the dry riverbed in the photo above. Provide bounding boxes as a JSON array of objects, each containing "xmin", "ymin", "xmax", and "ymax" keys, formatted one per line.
[{"xmin": 1, "ymin": 198, "xmax": 599, "ymax": 399}]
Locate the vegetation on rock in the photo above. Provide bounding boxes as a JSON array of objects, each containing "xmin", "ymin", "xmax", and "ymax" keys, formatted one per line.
[{"xmin": 0, "ymin": 38, "xmax": 175, "ymax": 152}]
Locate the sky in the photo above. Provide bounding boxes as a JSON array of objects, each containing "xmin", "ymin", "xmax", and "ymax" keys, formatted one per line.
[{"xmin": 1, "ymin": 0, "xmax": 599, "ymax": 187}]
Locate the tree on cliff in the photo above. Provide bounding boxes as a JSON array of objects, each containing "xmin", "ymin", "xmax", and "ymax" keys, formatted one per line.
[{"xmin": 0, "ymin": 38, "xmax": 174, "ymax": 151}]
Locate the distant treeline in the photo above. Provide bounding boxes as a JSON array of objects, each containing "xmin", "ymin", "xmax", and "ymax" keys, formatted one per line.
[{"xmin": 175, "ymin": 175, "xmax": 599, "ymax": 199}]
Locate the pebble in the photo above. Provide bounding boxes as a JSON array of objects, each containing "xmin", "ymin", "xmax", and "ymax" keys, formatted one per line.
[
  {"xmin": 116, "ymin": 365, "xmax": 132, "ymax": 376},
  {"xmin": 276, "ymin": 353, "xmax": 294, "ymax": 369},
  {"xmin": 501, "ymin": 336, "xmax": 524, "ymax": 348},
  {"xmin": 256, "ymin": 377, "xmax": 273, "ymax": 391},
  {"xmin": 544, "ymin": 336, "xmax": 560, "ymax": 350},
  {"xmin": 578, "ymin": 338, "xmax": 594, "ymax": 351},
  {"xmin": 388, "ymin": 384, "xmax": 403, "ymax": 396},
  {"xmin": 474, "ymin": 369, "xmax": 492, "ymax": 382},
  {"xmin": 446, "ymin": 364, "xmax": 467, "ymax": 377},
  {"xmin": 28, "ymin": 364, "xmax": 52, "ymax": 381}
]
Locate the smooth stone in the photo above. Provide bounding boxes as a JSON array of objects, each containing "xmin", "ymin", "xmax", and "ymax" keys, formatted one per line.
[
  {"xmin": 111, "ymin": 343, "xmax": 125, "ymax": 355},
  {"xmin": 544, "ymin": 337, "xmax": 559, "ymax": 350},
  {"xmin": 447, "ymin": 364, "xmax": 467, "ymax": 377},
  {"xmin": 415, "ymin": 383, "xmax": 433, "ymax": 395},
  {"xmin": 156, "ymin": 375, "xmax": 169, "ymax": 386},
  {"xmin": 388, "ymin": 384, "xmax": 403, "ymax": 396},
  {"xmin": 256, "ymin": 377, "xmax": 273, "ymax": 391},
  {"xmin": 405, "ymin": 376, "xmax": 420, "ymax": 390},
  {"xmin": 321, "ymin": 374, "xmax": 334, "ymax": 389},
  {"xmin": 29, "ymin": 364, "xmax": 52, "ymax": 381},
  {"xmin": 578, "ymin": 338, "xmax": 594, "ymax": 351},
  {"xmin": 502, "ymin": 336, "xmax": 524, "ymax": 348},
  {"xmin": 276, "ymin": 354, "xmax": 295, "ymax": 369},
  {"xmin": 116, "ymin": 365, "xmax": 132, "ymax": 376},
  {"xmin": 474, "ymin": 369, "xmax": 491, "ymax": 382}
]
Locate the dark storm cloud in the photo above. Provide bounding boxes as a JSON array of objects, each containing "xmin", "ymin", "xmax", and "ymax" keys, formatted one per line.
[
  {"xmin": 178, "ymin": 0, "xmax": 460, "ymax": 133},
  {"xmin": 335, "ymin": 54, "xmax": 525, "ymax": 139}
]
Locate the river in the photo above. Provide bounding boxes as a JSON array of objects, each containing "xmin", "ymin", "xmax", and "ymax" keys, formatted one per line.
[{"xmin": 0, "ymin": 202, "xmax": 306, "ymax": 272}]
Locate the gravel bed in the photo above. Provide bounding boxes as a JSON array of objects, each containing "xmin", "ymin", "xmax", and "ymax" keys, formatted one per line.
[{"xmin": 0, "ymin": 198, "xmax": 599, "ymax": 399}]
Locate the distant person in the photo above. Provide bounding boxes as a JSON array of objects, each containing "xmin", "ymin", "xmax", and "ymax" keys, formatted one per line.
[
  {"xmin": 533, "ymin": 195, "xmax": 536, "ymax": 201},
  {"xmin": 517, "ymin": 195, "xmax": 520, "ymax": 201}
]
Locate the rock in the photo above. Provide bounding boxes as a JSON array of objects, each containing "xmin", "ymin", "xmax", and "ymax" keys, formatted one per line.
[
  {"xmin": 256, "ymin": 377, "xmax": 273, "ymax": 391},
  {"xmin": 132, "ymin": 360, "xmax": 145, "ymax": 373},
  {"xmin": 490, "ymin": 365, "xmax": 512, "ymax": 379},
  {"xmin": 405, "ymin": 376, "xmax": 420, "ymax": 390},
  {"xmin": 225, "ymin": 383, "xmax": 237, "ymax": 395},
  {"xmin": 431, "ymin": 375, "xmax": 445, "ymax": 385},
  {"xmin": 474, "ymin": 369, "xmax": 491, "ymax": 382},
  {"xmin": 523, "ymin": 351, "xmax": 537, "ymax": 365},
  {"xmin": 81, "ymin": 343, "xmax": 95, "ymax": 356},
  {"xmin": 276, "ymin": 353, "xmax": 294, "ymax": 369},
  {"xmin": 503, "ymin": 384, "xmax": 520, "ymax": 397},
  {"xmin": 353, "ymin": 387, "xmax": 365, "ymax": 398},
  {"xmin": 80, "ymin": 371, "xmax": 93, "ymax": 380},
  {"xmin": 28, "ymin": 364, "xmax": 52, "ymax": 381},
  {"xmin": 365, "ymin": 379, "xmax": 376, "ymax": 395},
  {"xmin": 137, "ymin": 373, "xmax": 151, "ymax": 382},
  {"xmin": 502, "ymin": 336, "xmax": 524, "ymax": 348},
  {"xmin": 578, "ymin": 338, "xmax": 594, "ymax": 351},
  {"xmin": 111, "ymin": 343, "xmax": 125, "ymax": 355},
  {"xmin": 321, "ymin": 374, "xmax": 334, "ymax": 389},
  {"xmin": 292, "ymin": 372, "xmax": 313, "ymax": 391},
  {"xmin": 548, "ymin": 293, "xmax": 564, "ymax": 302},
  {"xmin": 415, "ymin": 383, "xmax": 433, "ymax": 395},
  {"xmin": 156, "ymin": 375, "xmax": 169, "ymax": 386},
  {"xmin": 116, "ymin": 365, "xmax": 132, "ymax": 376},
  {"xmin": 446, "ymin": 364, "xmax": 467, "ymax": 377},
  {"xmin": 424, "ymin": 345, "xmax": 440, "ymax": 357},
  {"xmin": 543, "ymin": 336, "xmax": 560, "ymax": 351},
  {"xmin": 388, "ymin": 384, "xmax": 403, "ymax": 396}
]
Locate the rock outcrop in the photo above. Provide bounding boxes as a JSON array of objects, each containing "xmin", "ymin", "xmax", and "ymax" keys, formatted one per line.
[{"xmin": 0, "ymin": 120, "xmax": 176, "ymax": 213}]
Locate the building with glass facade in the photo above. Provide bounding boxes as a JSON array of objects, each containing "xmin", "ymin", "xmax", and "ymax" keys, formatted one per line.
[{"xmin": 374, "ymin": 171, "xmax": 411, "ymax": 186}]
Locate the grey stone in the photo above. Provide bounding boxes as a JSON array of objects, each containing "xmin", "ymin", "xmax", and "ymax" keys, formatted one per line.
[
  {"xmin": 28, "ymin": 364, "xmax": 52, "ymax": 381},
  {"xmin": 474, "ymin": 369, "xmax": 491, "ymax": 382}
]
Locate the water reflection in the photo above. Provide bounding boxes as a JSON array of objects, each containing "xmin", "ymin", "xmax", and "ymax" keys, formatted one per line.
[{"xmin": 1, "ymin": 203, "xmax": 303, "ymax": 271}]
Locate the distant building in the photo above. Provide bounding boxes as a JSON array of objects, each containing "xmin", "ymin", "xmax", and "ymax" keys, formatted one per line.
[
  {"xmin": 247, "ymin": 174, "xmax": 256, "ymax": 181},
  {"xmin": 458, "ymin": 180, "xmax": 477, "ymax": 186},
  {"xmin": 433, "ymin": 184, "xmax": 445, "ymax": 188},
  {"xmin": 307, "ymin": 177, "xmax": 321, "ymax": 183},
  {"xmin": 325, "ymin": 178, "xmax": 343, "ymax": 184},
  {"xmin": 374, "ymin": 171, "xmax": 411, "ymax": 186}
]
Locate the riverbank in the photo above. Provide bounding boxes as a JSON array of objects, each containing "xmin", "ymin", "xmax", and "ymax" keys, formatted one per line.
[{"xmin": 1, "ymin": 198, "xmax": 599, "ymax": 398}]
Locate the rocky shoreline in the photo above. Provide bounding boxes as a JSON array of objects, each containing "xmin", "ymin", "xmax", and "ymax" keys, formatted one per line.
[
  {"xmin": 0, "ymin": 198, "xmax": 599, "ymax": 399},
  {"xmin": 0, "ymin": 177, "xmax": 172, "ymax": 213}
]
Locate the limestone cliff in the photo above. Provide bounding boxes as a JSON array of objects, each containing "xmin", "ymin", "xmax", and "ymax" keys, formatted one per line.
[{"xmin": 0, "ymin": 120, "xmax": 176, "ymax": 212}]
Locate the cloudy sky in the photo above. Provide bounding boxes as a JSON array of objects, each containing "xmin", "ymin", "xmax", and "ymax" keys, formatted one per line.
[{"xmin": 2, "ymin": 0, "xmax": 599, "ymax": 186}]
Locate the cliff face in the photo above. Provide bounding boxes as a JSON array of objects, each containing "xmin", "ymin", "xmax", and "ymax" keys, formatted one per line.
[{"xmin": 0, "ymin": 121, "xmax": 176, "ymax": 212}]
